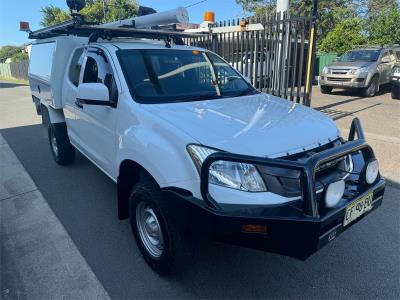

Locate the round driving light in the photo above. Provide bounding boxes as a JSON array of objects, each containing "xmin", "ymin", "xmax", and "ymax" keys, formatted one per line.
[
  {"xmin": 365, "ymin": 159, "xmax": 379, "ymax": 184},
  {"xmin": 325, "ymin": 180, "xmax": 345, "ymax": 208}
]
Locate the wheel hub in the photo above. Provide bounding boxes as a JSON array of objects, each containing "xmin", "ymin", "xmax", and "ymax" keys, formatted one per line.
[
  {"xmin": 51, "ymin": 133, "xmax": 59, "ymax": 157},
  {"xmin": 136, "ymin": 202, "xmax": 164, "ymax": 258}
]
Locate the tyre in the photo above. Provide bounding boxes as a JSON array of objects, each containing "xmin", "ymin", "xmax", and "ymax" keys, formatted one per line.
[
  {"xmin": 320, "ymin": 85, "xmax": 333, "ymax": 94},
  {"xmin": 362, "ymin": 76, "xmax": 379, "ymax": 97},
  {"xmin": 48, "ymin": 123, "xmax": 75, "ymax": 165},
  {"xmin": 129, "ymin": 173, "xmax": 193, "ymax": 275},
  {"xmin": 392, "ymin": 84, "xmax": 400, "ymax": 99}
]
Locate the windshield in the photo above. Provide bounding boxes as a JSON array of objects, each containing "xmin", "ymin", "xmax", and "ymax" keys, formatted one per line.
[
  {"xmin": 117, "ymin": 49, "xmax": 257, "ymax": 104},
  {"xmin": 338, "ymin": 49, "xmax": 381, "ymax": 62}
]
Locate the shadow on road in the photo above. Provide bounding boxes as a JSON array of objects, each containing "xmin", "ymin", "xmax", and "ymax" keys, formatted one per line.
[
  {"xmin": 320, "ymin": 103, "xmax": 381, "ymax": 120},
  {"xmin": 1, "ymin": 124, "xmax": 399, "ymax": 299},
  {"xmin": 0, "ymin": 81, "xmax": 28, "ymax": 89}
]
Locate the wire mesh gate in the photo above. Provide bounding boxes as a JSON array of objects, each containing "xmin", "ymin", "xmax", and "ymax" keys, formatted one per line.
[{"xmin": 186, "ymin": 13, "xmax": 315, "ymax": 106}]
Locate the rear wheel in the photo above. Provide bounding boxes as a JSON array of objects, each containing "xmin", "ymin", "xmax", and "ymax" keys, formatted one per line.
[
  {"xmin": 392, "ymin": 84, "xmax": 400, "ymax": 99},
  {"xmin": 129, "ymin": 173, "xmax": 193, "ymax": 275},
  {"xmin": 48, "ymin": 123, "xmax": 75, "ymax": 165},
  {"xmin": 362, "ymin": 76, "xmax": 379, "ymax": 97},
  {"xmin": 320, "ymin": 85, "xmax": 333, "ymax": 94}
]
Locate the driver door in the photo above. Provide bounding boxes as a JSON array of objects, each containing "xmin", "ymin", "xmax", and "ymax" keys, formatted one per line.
[{"xmin": 74, "ymin": 47, "xmax": 119, "ymax": 177}]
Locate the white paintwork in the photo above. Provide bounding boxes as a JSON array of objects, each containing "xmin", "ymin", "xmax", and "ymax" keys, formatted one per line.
[
  {"xmin": 143, "ymin": 93, "xmax": 339, "ymax": 158},
  {"xmin": 102, "ymin": 7, "xmax": 189, "ymax": 29},
  {"xmin": 29, "ymin": 37, "xmax": 343, "ymax": 205},
  {"xmin": 28, "ymin": 36, "xmax": 88, "ymax": 109},
  {"xmin": 77, "ymin": 83, "xmax": 110, "ymax": 102}
]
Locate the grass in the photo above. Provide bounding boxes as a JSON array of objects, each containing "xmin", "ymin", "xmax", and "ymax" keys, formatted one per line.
[{"xmin": 0, "ymin": 76, "xmax": 28, "ymax": 85}]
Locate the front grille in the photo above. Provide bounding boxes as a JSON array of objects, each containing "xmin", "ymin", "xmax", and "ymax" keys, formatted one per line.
[
  {"xmin": 257, "ymin": 140, "xmax": 354, "ymax": 205},
  {"xmin": 327, "ymin": 77, "xmax": 351, "ymax": 82}
]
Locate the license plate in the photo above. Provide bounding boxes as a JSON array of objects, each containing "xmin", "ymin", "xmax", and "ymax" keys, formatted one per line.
[{"xmin": 343, "ymin": 193, "xmax": 373, "ymax": 227}]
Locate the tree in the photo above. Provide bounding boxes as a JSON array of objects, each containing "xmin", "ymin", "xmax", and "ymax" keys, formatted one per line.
[
  {"xmin": 0, "ymin": 46, "xmax": 24, "ymax": 63},
  {"xmin": 40, "ymin": 6, "xmax": 70, "ymax": 26},
  {"xmin": 369, "ymin": 9, "xmax": 400, "ymax": 45},
  {"xmin": 366, "ymin": 0, "xmax": 399, "ymax": 17},
  {"xmin": 318, "ymin": 18, "xmax": 368, "ymax": 55},
  {"xmin": 235, "ymin": 0, "xmax": 355, "ymax": 42},
  {"xmin": 10, "ymin": 52, "xmax": 29, "ymax": 62},
  {"xmin": 40, "ymin": 0, "xmax": 138, "ymax": 27}
]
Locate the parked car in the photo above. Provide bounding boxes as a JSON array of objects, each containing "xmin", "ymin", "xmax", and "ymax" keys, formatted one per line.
[
  {"xmin": 320, "ymin": 46, "xmax": 399, "ymax": 97},
  {"xmin": 27, "ymin": 22, "xmax": 385, "ymax": 275}
]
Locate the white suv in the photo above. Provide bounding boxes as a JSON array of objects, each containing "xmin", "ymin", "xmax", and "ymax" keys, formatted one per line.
[{"xmin": 28, "ymin": 34, "xmax": 385, "ymax": 275}]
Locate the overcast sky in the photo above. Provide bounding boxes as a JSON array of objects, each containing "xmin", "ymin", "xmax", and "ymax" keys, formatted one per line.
[{"xmin": 0, "ymin": 0, "xmax": 246, "ymax": 46}]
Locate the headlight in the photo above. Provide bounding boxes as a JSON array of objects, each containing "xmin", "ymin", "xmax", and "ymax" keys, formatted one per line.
[
  {"xmin": 364, "ymin": 159, "xmax": 379, "ymax": 184},
  {"xmin": 187, "ymin": 144, "xmax": 267, "ymax": 192},
  {"xmin": 322, "ymin": 66, "xmax": 329, "ymax": 74},
  {"xmin": 350, "ymin": 66, "xmax": 368, "ymax": 75},
  {"xmin": 325, "ymin": 180, "xmax": 345, "ymax": 208}
]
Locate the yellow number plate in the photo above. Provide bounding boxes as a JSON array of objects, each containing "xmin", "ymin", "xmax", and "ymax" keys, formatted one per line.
[{"xmin": 343, "ymin": 193, "xmax": 373, "ymax": 227}]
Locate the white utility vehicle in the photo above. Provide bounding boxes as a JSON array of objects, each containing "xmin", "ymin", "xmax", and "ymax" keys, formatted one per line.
[{"xmin": 25, "ymin": 2, "xmax": 385, "ymax": 275}]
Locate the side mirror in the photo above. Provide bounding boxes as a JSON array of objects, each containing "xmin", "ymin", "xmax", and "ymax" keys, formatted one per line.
[{"xmin": 76, "ymin": 83, "xmax": 113, "ymax": 107}]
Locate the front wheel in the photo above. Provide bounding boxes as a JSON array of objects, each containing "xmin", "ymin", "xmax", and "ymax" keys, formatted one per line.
[
  {"xmin": 392, "ymin": 84, "xmax": 400, "ymax": 99},
  {"xmin": 48, "ymin": 123, "xmax": 75, "ymax": 165},
  {"xmin": 129, "ymin": 173, "xmax": 193, "ymax": 275},
  {"xmin": 362, "ymin": 76, "xmax": 379, "ymax": 97},
  {"xmin": 320, "ymin": 85, "xmax": 333, "ymax": 94}
]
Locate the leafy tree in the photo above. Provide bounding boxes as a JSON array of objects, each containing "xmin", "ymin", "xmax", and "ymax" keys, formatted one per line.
[
  {"xmin": 318, "ymin": 18, "xmax": 368, "ymax": 55},
  {"xmin": 369, "ymin": 8, "xmax": 400, "ymax": 45},
  {"xmin": 40, "ymin": 5, "xmax": 71, "ymax": 26},
  {"xmin": 366, "ymin": 0, "xmax": 399, "ymax": 17},
  {"xmin": 235, "ymin": 0, "xmax": 355, "ymax": 42},
  {"xmin": 0, "ymin": 46, "xmax": 24, "ymax": 63},
  {"xmin": 40, "ymin": 0, "xmax": 138, "ymax": 27},
  {"xmin": 10, "ymin": 52, "xmax": 29, "ymax": 62}
]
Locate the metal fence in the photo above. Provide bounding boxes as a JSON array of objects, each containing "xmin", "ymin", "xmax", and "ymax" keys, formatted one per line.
[
  {"xmin": 0, "ymin": 60, "xmax": 29, "ymax": 80},
  {"xmin": 186, "ymin": 13, "xmax": 314, "ymax": 105}
]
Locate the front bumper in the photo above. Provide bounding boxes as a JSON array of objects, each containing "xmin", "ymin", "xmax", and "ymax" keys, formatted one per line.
[
  {"xmin": 163, "ymin": 179, "xmax": 384, "ymax": 260},
  {"xmin": 391, "ymin": 76, "xmax": 400, "ymax": 86},
  {"xmin": 320, "ymin": 75, "xmax": 367, "ymax": 88},
  {"xmin": 163, "ymin": 118, "xmax": 386, "ymax": 260}
]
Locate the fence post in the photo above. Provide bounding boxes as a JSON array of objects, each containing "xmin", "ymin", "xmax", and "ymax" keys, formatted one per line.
[{"xmin": 304, "ymin": 0, "xmax": 318, "ymax": 106}]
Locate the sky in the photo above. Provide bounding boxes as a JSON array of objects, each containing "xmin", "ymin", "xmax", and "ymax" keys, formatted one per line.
[{"xmin": 0, "ymin": 0, "xmax": 246, "ymax": 46}]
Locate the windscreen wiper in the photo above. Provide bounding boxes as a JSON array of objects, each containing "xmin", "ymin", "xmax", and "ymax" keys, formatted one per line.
[
  {"xmin": 235, "ymin": 88, "xmax": 260, "ymax": 97},
  {"xmin": 173, "ymin": 93, "xmax": 220, "ymax": 102}
]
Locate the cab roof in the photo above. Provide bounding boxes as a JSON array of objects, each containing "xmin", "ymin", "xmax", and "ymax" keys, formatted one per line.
[{"xmin": 94, "ymin": 39, "xmax": 205, "ymax": 52}]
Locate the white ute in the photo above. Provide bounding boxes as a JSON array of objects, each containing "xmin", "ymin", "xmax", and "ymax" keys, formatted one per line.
[{"xmin": 26, "ymin": 3, "xmax": 385, "ymax": 275}]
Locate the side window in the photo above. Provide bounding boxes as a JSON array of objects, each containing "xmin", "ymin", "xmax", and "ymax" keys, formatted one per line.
[
  {"xmin": 68, "ymin": 48, "xmax": 85, "ymax": 86},
  {"xmin": 83, "ymin": 57, "xmax": 99, "ymax": 83},
  {"xmin": 82, "ymin": 48, "xmax": 118, "ymax": 103}
]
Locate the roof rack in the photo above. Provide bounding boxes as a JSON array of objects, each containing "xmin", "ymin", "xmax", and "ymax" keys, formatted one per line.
[{"xmin": 29, "ymin": 18, "xmax": 204, "ymax": 44}]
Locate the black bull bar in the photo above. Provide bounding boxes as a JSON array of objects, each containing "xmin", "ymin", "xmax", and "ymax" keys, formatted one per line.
[
  {"xmin": 200, "ymin": 117, "xmax": 373, "ymax": 217},
  {"xmin": 163, "ymin": 118, "xmax": 385, "ymax": 260}
]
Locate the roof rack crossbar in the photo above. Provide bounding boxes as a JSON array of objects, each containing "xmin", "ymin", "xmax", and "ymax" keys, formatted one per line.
[{"xmin": 29, "ymin": 17, "xmax": 205, "ymax": 42}]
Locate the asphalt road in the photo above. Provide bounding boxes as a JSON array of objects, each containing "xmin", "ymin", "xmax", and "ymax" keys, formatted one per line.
[{"xmin": 1, "ymin": 82, "xmax": 400, "ymax": 299}]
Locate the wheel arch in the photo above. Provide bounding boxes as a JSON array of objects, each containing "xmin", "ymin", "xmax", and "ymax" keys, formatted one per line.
[
  {"xmin": 367, "ymin": 73, "xmax": 380, "ymax": 90},
  {"xmin": 117, "ymin": 159, "xmax": 159, "ymax": 220}
]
